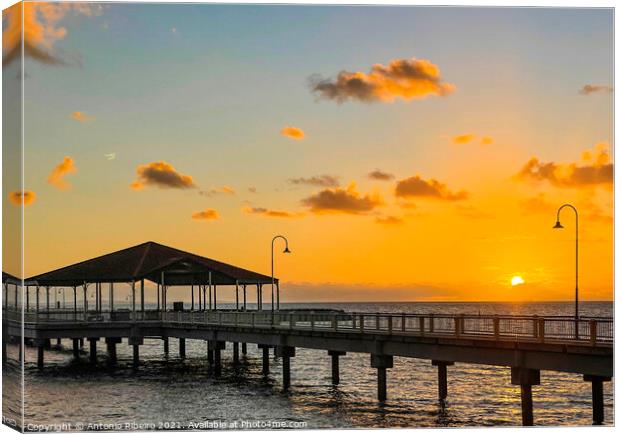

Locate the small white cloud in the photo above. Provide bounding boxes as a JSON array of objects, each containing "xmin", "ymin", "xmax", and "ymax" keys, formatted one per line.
[{"xmin": 105, "ymin": 153, "xmax": 116, "ymax": 161}]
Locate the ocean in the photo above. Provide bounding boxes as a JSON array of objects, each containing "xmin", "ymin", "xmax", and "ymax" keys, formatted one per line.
[{"xmin": 2, "ymin": 301, "xmax": 614, "ymax": 430}]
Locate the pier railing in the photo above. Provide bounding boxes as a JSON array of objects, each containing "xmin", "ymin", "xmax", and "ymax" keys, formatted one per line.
[{"xmin": 7, "ymin": 308, "xmax": 613, "ymax": 345}]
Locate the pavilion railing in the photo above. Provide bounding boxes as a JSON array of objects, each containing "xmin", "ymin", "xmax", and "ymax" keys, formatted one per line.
[{"xmin": 8, "ymin": 308, "xmax": 613, "ymax": 345}]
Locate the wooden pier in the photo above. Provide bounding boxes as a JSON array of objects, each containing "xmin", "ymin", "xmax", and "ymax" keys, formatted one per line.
[{"xmin": 2, "ymin": 309, "xmax": 613, "ymax": 426}]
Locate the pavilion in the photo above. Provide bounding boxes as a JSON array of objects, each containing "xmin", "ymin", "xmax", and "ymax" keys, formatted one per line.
[
  {"xmin": 24, "ymin": 241, "xmax": 278, "ymax": 314},
  {"xmin": 3, "ymin": 271, "xmax": 21, "ymax": 309}
]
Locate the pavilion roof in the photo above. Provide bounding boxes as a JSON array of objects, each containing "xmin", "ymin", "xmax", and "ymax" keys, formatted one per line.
[
  {"xmin": 2, "ymin": 272, "xmax": 21, "ymax": 285},
  {"xmin": 26, "ymin": 241, "xmax": 276, "ymax": 287}
]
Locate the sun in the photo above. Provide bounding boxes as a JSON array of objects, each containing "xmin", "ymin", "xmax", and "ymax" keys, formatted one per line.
[{"xmin": 511, "ymin": 275, "xmax": 525, "ymax": 286}]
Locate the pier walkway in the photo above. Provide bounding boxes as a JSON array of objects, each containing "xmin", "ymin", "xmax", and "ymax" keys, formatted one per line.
[{"xmin": 3, "ymin": 309, "xmax": 613, "ymax": 426}]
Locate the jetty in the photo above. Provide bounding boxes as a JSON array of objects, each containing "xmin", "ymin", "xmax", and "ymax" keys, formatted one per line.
[{"xmin": 2, "ymin": 242, "xmax": 614, "ymax": 427}]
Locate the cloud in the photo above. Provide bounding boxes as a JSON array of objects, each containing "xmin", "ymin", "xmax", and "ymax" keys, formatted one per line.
[
  {"xmin": 192, "ymin": 209, "xmax": 219, "ymax": 220},
  {"xmin": 104, "ymin": 153, "xmax": 116, "ymax": 161},
  {"xmin": 289, "ymin": 175, "xmax": 339, "ymax": 187},
  {"xmin": 579, "ymin": 84, "xmax": 613, "ymax": 95},
  {"xmin": 47, "ymin": 156, "xmax": 77, "ymax": 190},
  {"xmin": 281, "ymin": 126, "xmax": 305, "ymax": 140},
  {"xmin": 516, "ymin": 143, "xmax": 613, "ymax": 188},
  {"xmin": 70, "ymin": 111, "xmax": 94, "ymax": 122},
  {"xmin": 244, "ymin": 207, "xmax": 302, "ymax": 218},
  {"xmin": 3, "ymin": 3, "xmax": 102, "ymax": 66},
  {"xmin": 395, "ymin": 175, "xmax": 468, "ymax": 201},
  {"xmin": 310, "ymin": 57, "xmax": 455, "ymax": 103},
  {"xmin": 9, "ymin": 190, "xmax": 36, "ymax": 206},
  {"xmin": 450, "ymin": 134, "xmax": 493, "ymax": 145},
  {"xmin": 520, "ymin": 193, "xmax": 555, "ymax": 214},
  {"xmin": 375, "ymin": 215, "xmax": 404, "ymax": 225},
  {"xmin": 368, "ymin": 169, "xmax": 394, "ymax": 181},
  {"xmin": 199, "ymin": 186, "xmax": 235, "ymax": 197},
  {"xmin": 248, "ymin": 186, "xmax": 257, "ymax": 193},
  {"xmin": 301, "ymin": 182, "xmax": 383, "ymax": 214},
  {"xmin": 130, "ymin": 161, "xmax": 197, "ymax": 190}
]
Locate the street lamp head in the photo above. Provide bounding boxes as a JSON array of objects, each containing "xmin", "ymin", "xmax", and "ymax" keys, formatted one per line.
[
  {"xmin": 553, "ymin": 221, "xmax": 564, "ymax": 229},
  {"xmin": 283, "ymin": 246, "xmax": 291, "ymax": 254}
]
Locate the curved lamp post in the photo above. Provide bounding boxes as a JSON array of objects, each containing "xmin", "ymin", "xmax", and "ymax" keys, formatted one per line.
[
  {"xmin": 271, "ymin": 235, "xmax": 291, "ymax": 315},
  {"xmin": 553, "ymin": 204, "xmax": 579, "ymax": 337}
]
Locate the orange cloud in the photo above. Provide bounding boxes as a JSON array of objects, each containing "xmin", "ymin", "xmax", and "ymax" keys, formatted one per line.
[
  {"xmin": 395, "ymin": 175, "xmax": 468, "ymax": 201},
  {"xmin": 480, "ymin": 136, "xmax": 494, "ymax": 145},
  {"xmin": 192, "ymin": 209, "xmax": 219, "ymax": 220},
  {"xmin": 579, "ymin": 84, "xmax": 613, "ymax": 95},
  {"xmin": 9, "ymin": 191, "xmax": 36, "ymax": 206},
  {"xmin": 200, "ymin": 186, "xmax": 235, "ymax": 197},
  {"xmin": 281, "ymin": 126, "xmax": 305, "ymax": 140},
  {"xmin": 3, "ymin": 3, "xmax": 102, "ymax": 66},
  {"xmin": 289, "ymin": 175, "xmax": 339, "ymax": 187},
  {"xmin": 450, "ymin": 134, "xmax": 493, "ymax": 145},
  {"xmin": 70, "ymin": 111, "xmax": 94, "ymax": 122},
  {"xmin": 520, "ymin": 193, "xmax": 555, "ymax": 214},
  {"xmin": 301, "ymin": 183, "xmax": 383, "ymax": 214},
  {"xmin": 516, "ymin": 143, "xmax": 612, "ymax": 188},
  {"xmin": 375, "ymin": 215, "xmax": 404, "ymax": 225},
  {"xmin": 368, "ymin": 169, "xmax": 394, "ymax": 181},
  {"xmin": 311, "ymin": 57, "xmax": 455, "ymax": 103},
  {"xmin": 131, "ymin": 161, "xmax": 196, "ymax": 190},
  {"xmin": 244, "ymin": 207, "xmax": 302, "ymax": 218},
  {"xmin": 47, "ymin": 156, "xmax": 77, "ymax": 190}
]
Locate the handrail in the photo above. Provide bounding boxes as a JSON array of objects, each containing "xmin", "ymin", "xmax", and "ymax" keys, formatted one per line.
[{"xmin": 4, "ymin": 308, "xmax": 613, "ymax": 345}]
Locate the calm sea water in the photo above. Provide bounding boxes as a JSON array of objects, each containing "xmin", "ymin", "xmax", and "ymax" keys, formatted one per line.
[{"xmin": 3, "ymin": 302, "xmax": 614, "ymax": 430}]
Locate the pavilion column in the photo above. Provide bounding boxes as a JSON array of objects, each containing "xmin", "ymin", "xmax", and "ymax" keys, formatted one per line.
[
  {"xmin": 72, "ymin": 286, "xmax": 77, "ymax": 317},
  {"xmin": 213, "ymin": 285, "xmax": 217, "ymax": 311},
  {"xmin": 198, "ymin": 284, "xmax": 202, "ymax": 311},
  {"xmin": 207, "ymin": 285, "xmax": 211, "ymax": 311},
  {"xmin": 208, "ymin": 271, "xmax": 212, "ymax": 311},
  {"xmin": 235, "ymin": 281, "xmax": 239, "ymax": 311},
  {"xmin": 160, "ymin": 272, "xmax": 165, "ymax": 313},
  {"xmin": 191, "ymin": 283, "xmax": 195, "ymax": 311},
  {"xmin": 109, "ymin": 282, "xmax": 114, "ymax": 314},
  {"xmin": 36, "ymin": 285, "xmax": 40, "ymax": 313},
  {"xmin": 257, "ymin": 284, "xmax": 261, "ymax": 311},
  {"xmin": 156, "ymin": 283, "xmax": 160, "ymax": 312},
  {"xmin": 14, "ymin": 284, "xmax": 18, "ymax": 310},
  {"xmin": 276, "ymin": 281, "xmax": 280, "ymax": 310},
  {"xmin": 25, "ymin": 287, "xmax": 29, "ymax": 311},
  {"xmin": 243, "ymin": 285, "xmax": 247, "ymax": 311},
  {"xmin": 82, "ymin": 283, "xmax": 88, "ymax": 320},
  {"xmin": 45, "ymin": 286, "xmax": 50, "ymax": 311},
  {"xmin": 140, "ymin": 279, "xmax": 145, "ymax": 313},
  {"xmin": 131, "ymin": 280, "xmax": 136, "ymax": 318}
]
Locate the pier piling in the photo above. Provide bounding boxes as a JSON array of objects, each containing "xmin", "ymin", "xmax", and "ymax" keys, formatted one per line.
[
  {"xmin": 371, "ymin": 354, "xmax": 393, "ymax": 402},
  {"xmin": 276, "ymin": 346, "xmax": 296, "ymax": 391},
  {"xmin": 241, "ymin": 342, "xmax": 247, "ymax": 355},
  {"xmin": 163, "ymin": 337, "xmax": 169, "ymax": 356},
  {"xmin": 511, "ymin": 367, "xmax": 540, "ymax": 426},
  {"xmin": 129, "ymin": 337, "xmax": 143, "ymax": 368},
  {"xmin": 209, "ymin": 341, "xmax": 225, "ymax": 375},
  {"xmin": 179, "ymin": 338, "xmax": 186, "ymax": 359},
  {"xmin": 328, "ymin": 350, "xmax": 346, "ymax": 385},
  {"xmin": 105, "ymin": 338, "xmax": 118, "ymax": 365},
  {"xmin": 258, "ymin": 344, "xmax": 270, "ymax": 375},
  {"xmin": 584, "ymin": 375, "xmax": 611, "ymax": 425},
  {"xmin": 88, "ymin": 338, "xmax": 99, "ymax": 364},
  {"xmin": 233, "ymin": 342, "xmax": 239, "ymax": 364},
  {"xmin": 56, "ymin": 338, "xmax": 61, "ymax": 346},
  {"xmin": 36, "ymin": 342, "xmax": 44, "ymax": 370},
  {"xmin": 432, "ymin": 360, "xmax": 454, "ymax": 402},
  {"xmin": 72, "ymin": 338, "xmax": 80, "ymax": 360}
]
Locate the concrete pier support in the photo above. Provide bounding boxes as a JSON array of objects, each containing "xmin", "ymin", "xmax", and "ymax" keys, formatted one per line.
[
  {"xmin": 179, "ymin": 338, "xmax": 186, "ymax": 359},
  {"xmin": 44, "ymin": 339, "xmax": 51, "ymax": 349},
  {"xmin": 511, "ymin": 367, "xmax": 540, "ymax": 426},
  {"xmin": 105, "ymin": 338, "xmax": 119, "ymax": 366},
  {"xmin": 432, "ymin": 360, "xmax": 454, "ymax": 402},
  {"xmin": 584, "ymin": 375, "xmax": 611, "ymax": 425},
  {"xmin": 129, "ymin": 337, "xmax": 143, "ymax": 368},
  {"xmin": 72, "ymin": 338, "xmax": 80, "ymax": 360},
  {"xmin": 276, "ymin": 346, "xmax": 296, "ymax": 391},
  {"xmin": 88, "ymin": 338, "xmax": 99, "ymax": 364},
  {"xmin": 56, "ymin": 338, "xmax": 62, "ymax": 346},
  {"xmin": 208, "ymin": 341, "xmax": 225, "ymax": 375},
  {"xmin": 328, "ymin": 350, "xmax": 346, "ymax": 385},
  {"xmin": 79, "ymin": 338, "xmax": 84, "ymax": 348},
  {"xmin": 371, "ymin": 354, "xmax": 393, "ymax": 402},
  {"xmin": 163, "ymin": 337, "xmax": 169, "ymax": 356},
  {"xmin": 241, "ymin": 342, "xmax": 247, "ymax": 355},
  {"xmin": 258, "ymin": 344, "xmax": 270, "ymax": 375},
  {"xmin": 36, "ymin": 344, "xmax": 44, "ymax": 370},
  {"xmin": 18, "ymin": 340, "xmax": 22, "ymax": 363},
  {"xmin": 232, "ymin": 342, "xmax": 240, "ymax": 364}
]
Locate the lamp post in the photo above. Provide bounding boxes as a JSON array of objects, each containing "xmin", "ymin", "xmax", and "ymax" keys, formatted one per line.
[
  {"xmin": 271, "ymin": 235, "xmax": 291, "ymax": 316},
  {"xmin": 553, "ymin": 204, "xmax": 579, "ymax": 338}
]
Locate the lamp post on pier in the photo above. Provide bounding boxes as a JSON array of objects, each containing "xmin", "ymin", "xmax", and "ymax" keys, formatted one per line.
[
  {"xmin": 271, "ymin": 235, "xmax": 291, "ymax": 319},
  {"xmin": 553, "ymin": 204, "xmax": 579, "ymax": 338}
]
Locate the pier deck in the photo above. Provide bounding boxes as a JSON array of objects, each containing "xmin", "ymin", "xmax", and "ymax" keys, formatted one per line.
[{"xmin": 2, "ymin": 309, "xmax": 613, "ymax": 426}]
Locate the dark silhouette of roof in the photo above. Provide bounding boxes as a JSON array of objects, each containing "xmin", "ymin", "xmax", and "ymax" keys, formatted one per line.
[
  {"xmin": 2, "ymin": 272, "xmax": 21, "ymax": 285},
  {"xmin": 26, "ymin": 241, "xmax": 276, "ymax": 286}
]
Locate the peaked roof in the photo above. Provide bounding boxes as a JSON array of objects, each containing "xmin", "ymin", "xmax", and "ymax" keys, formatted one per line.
[
  {"xmin": 2, "ymin": 272, "xmax": 21, "ymax": 285},
  {"xmin": 26, "ymin": 241, "xmax": 276, "ymax": 286}
]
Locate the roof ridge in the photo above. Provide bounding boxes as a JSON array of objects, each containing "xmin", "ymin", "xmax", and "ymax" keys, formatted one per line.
[{"xmin": 133, "ymin": 241, "xmax": 153, "ymax": 279}]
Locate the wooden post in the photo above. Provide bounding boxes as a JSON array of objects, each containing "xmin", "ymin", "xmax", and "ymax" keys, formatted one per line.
[
  {"xmin": 243, "ymin": 285, "xmax": 247, "ymax": 310},
  {"xmin": 109, "ymin": 282, "xmax": 114, "ymax": 313},
  {"xmin": 213, "ymin": 284, "xmax": 217, "ymax": 311},
  {"xmin": 191, "ymin": 283, "xmax": 195, "ymax": 311},
  {"xmin": 432, "ymin": 360, "xmax": 454, "ymax": 402},
  {"xmin": 82, "ymin": 283, "xmax": 87, "ymax": 320},
  {"xmin": 46, "ymin": 286, "xmax": 50, "ymax": 312},
  {"xmin": 235, "ymin": 281, "xmax": 239, "ymax": 310},
  {"xmin": 371, "ymin": 354, "xmax": 393, "ymax": 402},
  {"xmin": 511, "ymin": 367, "xmax": 540, "ymax": 426},
  {"xmin": 72, "ymin": 286, "xmax": 77, "ymax": 317},
  {"xmin": 140, "ymin": 279, "xmax": 145, "ymax": 313},
  {"xmin": 208, "ymin": 272, "xmax": 212, "ymax": 311}
]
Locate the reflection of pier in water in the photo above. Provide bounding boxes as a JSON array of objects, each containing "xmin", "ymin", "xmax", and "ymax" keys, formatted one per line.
[
  {"xmin": 3, "ymin": 309, "xmax": 613, "ymax": 427},
  {"xmin": 1, "ymin": 242, "xmax": 614, "ymax": 427}
]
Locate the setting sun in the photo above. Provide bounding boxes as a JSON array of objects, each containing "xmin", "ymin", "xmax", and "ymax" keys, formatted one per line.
[{"xmin": 511, "ymin": 276, "xmax": 525, "ymax": 286}]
